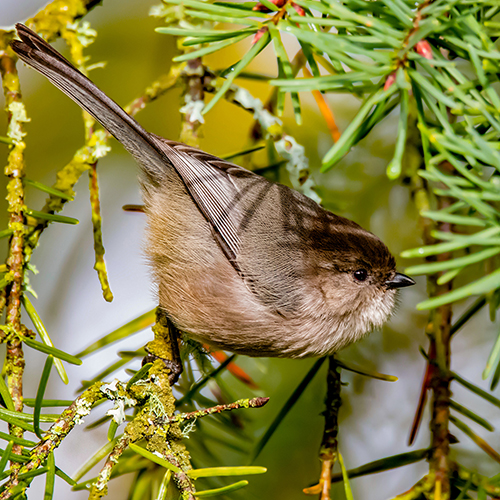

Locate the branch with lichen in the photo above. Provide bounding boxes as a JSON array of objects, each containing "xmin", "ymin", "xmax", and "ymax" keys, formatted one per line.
[
  {"xmin": 0, "ymin": 383, "xmax": 104, "ymax": 500},
  {"xmin": 0, "ymin": 3, "xmax": 111, "ymax": 493},
  {"xmin": 88, "ymin": 370, "xmax": 185, "ymax": 500},
  {"xmin": 25, "ymin": 0, "xmax": 104, "ymax": 42},
  {"xmin": 83, "ymin": 361, "xmax": 267, "ymax": 498},
  {"xmin": 13, "ymin": 0, "xmax": 181, "ymax": 262},
  {"xmin": 89, "ymin": 434, "xmax": 131, "ymax": 499},
  {"xmin": 63, "ymin": 23, "xmax": 116, "ymax": 302},
  {"xmin": 162, "ymin": 396, "xmax": 269, "ymax": 426},
  {"xmin": 0, "ymin": 5, "xmax": 184, "ymax": 496},
  {"xmin": 0, "ymin": 353, "xmax": 268, "ymax": 499},
  {"xmin": 23, "ymin": 64, "xmax": 181, "ymax": 259},
  {"xmin": 0, "ymin": 29, "xmax": 29, "ymax": 481}
]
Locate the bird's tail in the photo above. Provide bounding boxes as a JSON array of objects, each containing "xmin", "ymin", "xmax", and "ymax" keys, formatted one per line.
[{"xmin": 11, "ymin": 24, "xmax": 168, "ymax": 180}]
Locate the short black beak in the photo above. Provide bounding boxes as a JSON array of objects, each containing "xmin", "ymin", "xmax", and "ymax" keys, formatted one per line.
[{"xmin": 385, "ymin": 273, "xmax": 415, "ymax": 289}]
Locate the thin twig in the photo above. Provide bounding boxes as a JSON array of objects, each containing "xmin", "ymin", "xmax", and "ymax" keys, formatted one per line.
[
  {"xmin": 124, "ymin": 67, "xmax": 182, "ymax": 118},
  {"xmin": 132, "ymin": 360, "xmax": 196, "ymax": 500},
  {"xmin": 425, "ymin": 167, "xmax": 454, "ymax": 500},
  {"xmin": 303, "ymin": 356, "xmax": 341, "ymax": 500},
  {"xmin": 89, "ymin": 434, "xmax": 131, "ymax": 499},
  {"xmin": 89, "ymin": 161, "xmax": 113, "ymax": 302},
  {"xmin": 164, "ymin": 397, "xmax": 269, "ymax": 425}
]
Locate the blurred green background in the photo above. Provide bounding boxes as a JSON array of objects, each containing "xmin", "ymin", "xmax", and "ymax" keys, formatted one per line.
[{"xmin": 1, "ymin": 0, "xmax": 499, "ymax": 498}]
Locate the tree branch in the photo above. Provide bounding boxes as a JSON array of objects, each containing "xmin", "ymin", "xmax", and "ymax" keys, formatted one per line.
[{"xmin": 0, "ymin": 32, "xmax": 29, "ymax": 483}]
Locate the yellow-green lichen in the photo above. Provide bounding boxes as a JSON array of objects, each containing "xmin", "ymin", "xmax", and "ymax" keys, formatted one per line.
[
  {"xmin": 27, "ymin": 0, "xmax": 102, "ymax": 42},
  {"xmin": 6, "ymin": 102, "xmax": 30, "ymax": 143}
]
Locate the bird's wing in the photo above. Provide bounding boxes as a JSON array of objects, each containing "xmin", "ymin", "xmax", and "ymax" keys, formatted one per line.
[
  {"xmin": 155, "ymin": 137, "xmax": 258, "ymax": 266},
  {"xmin": 160, "ymin": 140, "xmax": 307, "ymax": 314}
]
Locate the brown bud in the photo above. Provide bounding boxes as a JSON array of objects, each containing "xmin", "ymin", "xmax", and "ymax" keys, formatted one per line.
[{"xmin": 249, "ymin": 397, "xmax": 270, "ymax": 407}]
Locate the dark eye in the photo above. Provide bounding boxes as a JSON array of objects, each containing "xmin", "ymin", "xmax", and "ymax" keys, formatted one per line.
[{"xmin": 353, "ymin": 269, "xmax": 368, "ymax": 282}]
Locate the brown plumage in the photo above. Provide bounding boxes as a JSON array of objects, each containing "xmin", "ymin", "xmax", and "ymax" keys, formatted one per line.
[{"xmin": 11, "ymin": 24, "xmax": 415, "ymax": 358}]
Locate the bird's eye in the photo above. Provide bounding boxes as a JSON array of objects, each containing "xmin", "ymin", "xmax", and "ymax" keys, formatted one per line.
[{"xmin": 353, "ymin": 269, "xmax": 368, "ymax": 282}]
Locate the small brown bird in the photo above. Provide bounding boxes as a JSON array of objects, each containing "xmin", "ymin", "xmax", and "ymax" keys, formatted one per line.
[{"xmin": 12, "ymin": 24, "xmax": 414, "ymax": 362}]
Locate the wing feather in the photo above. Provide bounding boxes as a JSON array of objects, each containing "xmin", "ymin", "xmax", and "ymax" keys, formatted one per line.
[{"xmin": 155, "ymin": 138, "xmax": 254, "ymax": 263}]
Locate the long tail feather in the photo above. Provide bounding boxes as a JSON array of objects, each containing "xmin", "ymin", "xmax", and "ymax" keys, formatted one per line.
[{"xmin": 12, "ymin": 24, "xmax": 168, "ymax": 180}]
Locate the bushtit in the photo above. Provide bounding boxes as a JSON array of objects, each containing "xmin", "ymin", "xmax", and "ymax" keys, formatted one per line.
[{"xmin": 11, "ymin": 25, "xmax": 414, "ymax": 361}]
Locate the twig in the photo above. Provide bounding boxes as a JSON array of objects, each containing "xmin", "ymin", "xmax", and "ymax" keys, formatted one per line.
[
  {"xmin": 393, "ymin": 475, "xmax": 434, "ymax": 500},
  {"xmin": 164, "ymin": 397, "xmax": 269, "ymax": 425},
  {"xmin": 415, "ymin": 197, "xmax": 453, "ymax": 495},
  {"xmin": 404, "ymin": 71, "xmax": 454, "ymax": 493},
  {"xmin": 89, "ymin": 161, "xmax": 113, "ymax": 301},
  {"xmin": 384, "ymin": 0, "xmax": 437, "ymax": 89},
  {"xmin": 131, "ymin": 361, "xmax": 195, "ymax": 500},
  {"xmin": 124, "ymin": 68, "xmax": 182, "ymax": 118},
  {"xmin": 61, "ymin": 22, "xmax": 116, "ymax": 302},
  {"xmin": 89, "ymin": 434, "xmax": 131, "ymax": 499},
  {"xmin": 319, "ymin": 356, "xmax": 342, "ymax": 499},
  {"xmin": 409, "ymin": 339, "xmax": 438, "ymax": 446},
  {"xmin": 425, "ymin": 175, "xmax": 454, "ymax": 500},
  {"xmin": 0, "ymin": 4, "xmax": 114, "ymax": 494},
  {"xmin": 303, "ymin": 356, "xmax": 341, "ymax": 499},
  {"xmin": 87, "ymin": 395, "xmax": 268, "ymax": 498}
]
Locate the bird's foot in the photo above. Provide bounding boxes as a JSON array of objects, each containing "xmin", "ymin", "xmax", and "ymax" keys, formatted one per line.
[{"xmin": 142, "ymin": 352, "xmax": 183, "ymax": 385}]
